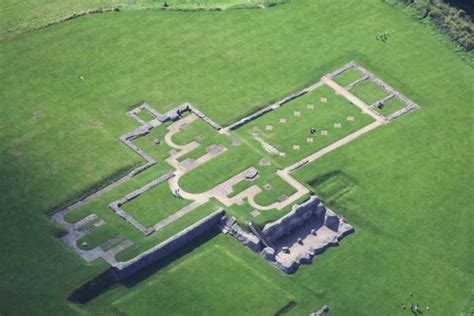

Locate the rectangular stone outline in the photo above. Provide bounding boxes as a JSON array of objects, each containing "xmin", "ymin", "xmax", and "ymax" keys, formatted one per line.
[{"xmin": 330, "ymin": 61, "xmax": 419, "ymax": 121}]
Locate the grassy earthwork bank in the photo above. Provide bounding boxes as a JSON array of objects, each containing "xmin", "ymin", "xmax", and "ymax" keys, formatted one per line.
[
  {"xmin": 0, "ymin": 0, "xmax": 284, "ymax": 41},
  {"xmin": 0, "ymin": 0, "xmax": 473, "ymax": 315}
]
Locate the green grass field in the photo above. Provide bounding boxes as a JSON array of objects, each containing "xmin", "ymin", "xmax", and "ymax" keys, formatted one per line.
[
  {"xmin": 0, "ymin": 0, "xmax": 281, "ymax": 40},
  {"xmin": 132, "ymin": 122, "xmax": 173, "ymax": 163},
  {"xmin": 135, "ymin": 109, "xmax": 156, "ymax": 122},
  {"xmin": 376, "ymin": 97, "xmax": 407, "ymax": 116},
  {"xmin": 333, "ymin": 68, "xmax": 364, "ymax": 86},
  {"xmin": 350, "ymin": 79, "xmax": 390, "ymax": 105},
  {"xmin": 236, "ymin": 84, "xmax": 374, "ymax": 166},
  {"xmin": 0, "ymin": 0, "xmax": 473, "ymax": 315},
  {"xmin": 122, "ymin": 181, "xmax": 192, "ymax": 227}
]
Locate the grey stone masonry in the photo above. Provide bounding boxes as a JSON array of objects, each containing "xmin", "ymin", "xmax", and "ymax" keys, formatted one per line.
[
  {"xmin": 330, "ymin": 61, "xmax": 419, "ymax": 121},
  {"xmin": 109, "ymin": 172, "xmax": 175, "ymax": 236},
  {"xmin": 327, "ymin": 61, "xmax": 357, "ymax": 78},
  {"xmin": 158, "ymin": 103, "xmax": 223, "ymax": 131},
  {"xmin": 262, "ymin": 196, "xmax": 324, "ymax": 244},
  {"xmin": 346, "ymin": 74, "xmax": 369, "ymax": 89},
  {"xmin": 287, "ymin": 159, "xmax": 309, "ymax": 172},
  {"xmin": 113, "ymin": 208, "xmax": 225, "ymax": 280},
  {"xmin": 127, "ymin": 102, "xmax": 161, "ymax": 125},
  {"xmin": 310, "ymin": 305, "xmax": 331, "ymax": 316},
  {"xmin": 220, "ymin": 216, "xmax": 262, "ymax": 252},
  {"xmin": 226, "ymin": 89, "xmax": 308, "ymax": 131},
  {"xmin": 261, "ymin": 196, "xmax": 355, "ymax": 274}
]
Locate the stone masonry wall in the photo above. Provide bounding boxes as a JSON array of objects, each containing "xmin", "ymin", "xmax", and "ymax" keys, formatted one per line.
[
  {"xmin": 262, "ymin": 196, "xmax": 324, "ymax": 243},
  {"xmin": 113, "ymin": 208, "xmax": 225, "ymax": 280},
  {"xmin": 109, "ymin": 172, "xmax": 175, "ymax": 236},
  {"xmin": 221, "ymin": 216, "xmax": 262, "ymax": 252},
  {"xmin": 226, "ymin": 90, "xmax": 308, "ymax": 131}
]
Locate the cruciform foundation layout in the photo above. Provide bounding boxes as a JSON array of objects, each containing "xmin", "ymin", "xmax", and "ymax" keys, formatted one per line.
[{"xmin": 52, "ymin": 61, "xmax": 418, "ymax": 277}]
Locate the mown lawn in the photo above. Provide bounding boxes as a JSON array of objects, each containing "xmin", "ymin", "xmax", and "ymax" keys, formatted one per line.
[
  {"xmin": 376, "ymin": 97, "xmax": 407, "ymax": 116},
  {"xmin": 0, "ymin": 0, "xmax": 279, "ymax": 40},
  {"xmin": 350, "ymin": 79, "xmax": 390, "ymax": 105},
  {"xmin": 333, "ymin": 67, "xmax": 364, "ymax": 86},
  {"xmin": 122, "ymin": 181, "xmax": 192, "ymax": 227},
  {"xmin": 0, "ymin": 0, "xmax": 472, "ymax": 315},
  {"xmin": 83, "ymin": 234, "xmax": 319, "ymax": 315},
  {"xmin": 236, "ymin": 84, "xmax": 374, "ymax": 166}
]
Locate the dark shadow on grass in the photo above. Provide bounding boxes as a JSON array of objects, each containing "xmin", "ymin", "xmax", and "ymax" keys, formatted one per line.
[
  {"xmin": 121, "ymin": 228, "xmax": 221, "ymax": 288},
  {"xmin": 68, "ymin": 228, "xmax": 221, "ymax": 304}
]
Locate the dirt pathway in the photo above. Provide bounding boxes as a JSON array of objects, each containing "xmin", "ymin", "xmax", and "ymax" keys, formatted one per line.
[{"xmin": 322, "ymin": 76, "xmax": 385, "ymax": 123}]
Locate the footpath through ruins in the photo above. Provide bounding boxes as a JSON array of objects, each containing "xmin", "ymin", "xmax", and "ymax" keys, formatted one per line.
[{"xmin": 52, "ymin": 61, "xmax": 418, "ymax": 276}]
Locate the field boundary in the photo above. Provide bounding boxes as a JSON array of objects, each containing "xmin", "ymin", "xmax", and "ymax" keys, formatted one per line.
[{"xmin": 1, "ymin": 1, "xmax": 287, "ymax": 43}]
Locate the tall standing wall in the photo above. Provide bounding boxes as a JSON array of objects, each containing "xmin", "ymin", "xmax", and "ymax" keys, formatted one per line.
[{"xmin": 113, "ymin": 209, "xmax": 225, "ymax": 280}]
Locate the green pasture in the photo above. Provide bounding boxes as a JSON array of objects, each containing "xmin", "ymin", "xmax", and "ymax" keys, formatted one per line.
[
  {"xmin": 333, "ymin": 68, "xmax": 364, "ymax": 87},
  {"xmin": 0, "ymin": 0, "xmax": 281, "ymax": 40},
  {"xmin": 350, "ymin": 79, "xmax": 390, "ymax": 105},
  {"xmin": 171, "ymin": 115, "xmax": 231, "ymax": 162},
  {"xmin": 376, "ymin": 97, "xmax": 407, "ymax": 117},
  {"xmin": 135, "ymin": 109, "xmax": 156, "ymax": 122},
  {"xmin": 132, "ymin": 122, "xmax": 173, "ymax": 163},
  {"xmin": 116, "ymin": 199, "xmax": 223, "ymax": 261},
  {"xmin": 122, "ymin": 181, "xmax": 192, "ymax": 227},
  {"xmin": 83, "ymin": 234, "xmax": 319, "ymax": 315},
  {"xmin": 0, "ymin": 0, "xmax": 472, "ymax": 315},
  {"xmin": 236, "ymin": 84, "xmax": 374, "ymax": 166}
]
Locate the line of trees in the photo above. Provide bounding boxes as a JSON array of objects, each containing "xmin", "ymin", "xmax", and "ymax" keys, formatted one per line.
[{"xmin": 390, "ymin": 0, "xmax": 473, "ymax": 51}]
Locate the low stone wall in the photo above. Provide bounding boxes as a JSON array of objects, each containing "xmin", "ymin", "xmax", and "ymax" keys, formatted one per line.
[
  {"xmin": 226, "ymin": 90, "xmax": 308, "ymax": 131},
  {"xmin": 127, "ymin": 102, "xmax": 161, "ymax": 124},
  {"xmin": 119, "ymin": 124, "xmax": 157, "ymax": 177},
  {"xmin": 227, "ymin": 106, "xmax": 275, "ymax": 130},
  {"xmin": 327, "ymin": 61, "xmax": 356, "ymax": 78},
  {"xmin": 353, "ymin": 63, "xmax": 419, "ymax": 120},
  {"xmin": 114, "ymin": 208, "xmax": 225, "ymax": 280},
  {"xmin": 109, "ymin": 172, "xmax": 175, "ymax": 236},
  {"xmin": 158, "ymin": 103, "xmax": 223, "ymax": 131},
  {"xmin": 329, "ymin": 61, "xmax": 419, "ymax": 121},
  {"xmin": 310, "ymin": 305, "xmax": 331, "ymax": 316},
  {"xmin": 287, "ymin": 159, "xmax": 309, "ymax": 172}
]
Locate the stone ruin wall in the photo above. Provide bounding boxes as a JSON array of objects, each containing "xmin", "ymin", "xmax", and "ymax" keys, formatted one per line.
[
  {"xmin": 221, "ymin": 217, "xmax": 262, "ymax": 252},
  {"xmin": 329, "ymin": 61, "xmax": 419, "ymax": 121},
  {"xmin": 113, "ymin": 208, "xmax": 225, "ymax": 280},
  {"xmin": 158, "ymin": 103, "xmax": 223, "ymax": 131},
  {"xmin": 262, "ymin": 196, "xmax": 326, "ymax": 243},
  {"xmin": 261, "ymin": 196, "xmax": 355, "ymax": 274},
  {"xmin": 108, "ymin": 172, "xmax": 175, "ymax": 236},
  {"xmin": 226, "ymin": 89, "xmax": 308, "ymax": 131}
]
